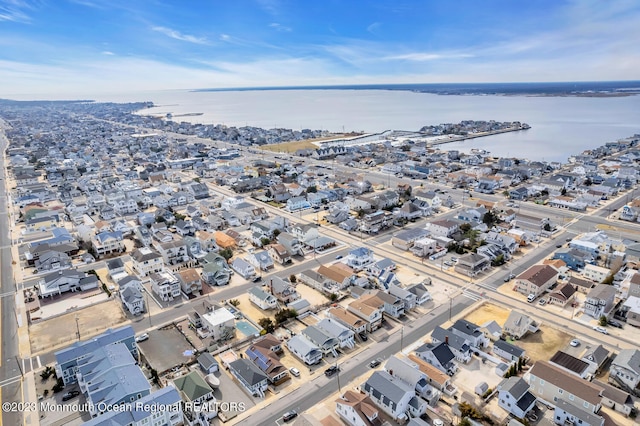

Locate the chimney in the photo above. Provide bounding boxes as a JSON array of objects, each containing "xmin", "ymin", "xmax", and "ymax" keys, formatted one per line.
[
  {"xmin": 445, "ymin": 336, "xmax": 449, "ymax": 345},
  {"xmin": 389, "ymin": 369, "xmax": 393, "ymax": 376}
]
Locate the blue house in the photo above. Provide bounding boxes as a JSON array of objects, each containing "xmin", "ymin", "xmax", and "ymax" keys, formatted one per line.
[
  {"xmin": 553, "ymin": 248, "xmax": 594, "ymax": 271},
  {"xmin": 54, "ymin": 326, "xmax": 136, "ymax": 385},
  {"xmin": 286, "ymin": 196, "xmax": 311, "ymax": 212}
]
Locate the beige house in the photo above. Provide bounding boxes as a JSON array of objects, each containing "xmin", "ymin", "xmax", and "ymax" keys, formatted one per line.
[{"xmin": 514, "ymin": 264, "xmax": 558, "ymax": 297}]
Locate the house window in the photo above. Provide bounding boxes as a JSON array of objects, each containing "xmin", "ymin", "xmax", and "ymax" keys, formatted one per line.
[
  {"xmin": 569, "ymin": 394, "xmax": 574, "ymax": 401},
  {"xmin": 558, "ymin": 389, "xmax": 563, "ymax": 394},
  {"xmin": 539, "ymin": 379, "xmax": 545, "ymax": 385},
  {"xmin": 583, "ymin": 401, "xmax": 589, "ymax": 408}
]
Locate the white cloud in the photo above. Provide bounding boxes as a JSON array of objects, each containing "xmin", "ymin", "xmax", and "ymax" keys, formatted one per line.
[
  {"xmin": 269, "ymin": 22, "xmax": 291, "ymax": 32},
  {"xmin": 366, "ymin": 22, "xmax": 381, "ymax": 34},
  {"xmin": 101, "ymin": 51, "xmax": 115, "ymax": 55},
  {"xmin": 384, "ymin": 52, "xmax": 474, "ymax": 61},
  {"xmin": 151, "ymin": 26, "xmax": 209, "ymax": 45},
  {"xmin": 0, "ymin": 0, "xmax": 38, "ymax": 22}
]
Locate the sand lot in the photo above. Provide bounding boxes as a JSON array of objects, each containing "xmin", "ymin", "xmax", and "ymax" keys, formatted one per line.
[
  {"xmin": 29, "ymin": 298, "xmax": 127, "ymax": 355},
  {"xmin": 464, "ymin": 302, "xmax": 511, "ymax": 326}
]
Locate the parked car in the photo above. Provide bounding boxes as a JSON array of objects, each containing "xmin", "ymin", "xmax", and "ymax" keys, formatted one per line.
[
  {"xmin": 62, "ymin": 390, "xmax": 80, "ymax": 401},
  {"xmin": 324, "ymin": 366, "xmax": 339, "ymax": 377},
  {"xmin": 289, "ymin": 367, "xmax": 300, "ymax": 377},
  {"xmin": 570, "ymin": 339, "xmax": 580, "ymax": 347},
  {"xmin": 607, "ymin": 320, "xmax": 623, "ymax": 328},
  {"xmin": 335, "ymin": 255, "xmax": 343, "ymax": 260},
  {"xmin": 135, "ymin": 333, "xmax": 149, "ymax": 343},
  {"xmin": 527, "ymin": 294, "xmax": 536, "ymax": 303},
  {"xmin": 252, "ymin": 275, "xmax": 262, "ymax": 283},
  {"xmin": 443, "ymin": 261, "xmax": 453, "ymax": 267},
  {"xmin": 359, "ymin": 332, "xmax": 368, "ymax": 341},
  {"xmin": 538, "ymin": 299, "xmax": 547, "ymax": 306},
  {"xmin": 283, "ymin": 410, "xmax": 298, "ymax": 422},
  {"xmin": 593, "ymin": 326, "xmax": 608, "ymax": 334},
  {"xmin": 369, "ymin": 359, "xmax": 381, "ymax": 368}
]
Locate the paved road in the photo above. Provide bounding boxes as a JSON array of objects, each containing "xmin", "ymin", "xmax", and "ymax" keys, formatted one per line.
[{"xmin": 0, "ymin": 129, "xmax": 23, "ymax": 426}]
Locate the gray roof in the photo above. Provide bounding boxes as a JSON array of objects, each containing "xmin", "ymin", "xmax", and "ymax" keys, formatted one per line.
[
  {"xmin": 302, "ymin": 325, "xmax": 338, "ymax": 348},
  {"xmin": 555, "ymin": 399, "xmax": 603, "ymax": 425},
  {"xmin": 612, "ymin": 349, "xmax": 640, "ymax": 375},
  {"xmin": 286, "ymin": 334, "xmax": 320, "ymax": 356},
  {"xmin": 197, "ymin": 352, "xmax": 218, "ymax": 369},
  {"xmin": 493, "ymin": 339, "xmax": 525, "ymax": 358},
  {"xmin": 121, "ymin": 286, "xmax": 143, "ymax": 304},
  {"xmin": 384, "ymin": 356, "xmax": 426, "ymax": 387},
  {"xmin": 500, "ymin": 376, "xmax": 531, "ymax": 402},
  {"xmin": 229, "ymin": 358, "xmax": 268, "ymax": 386},
  {"xmin": 431, "ymin": 326, "xmax": 469, "ymax": 352},
  {"xmin": 582, "ymin": 345, "xmax": 609, "ymax": 366},
  {"xmin": 248, "ymin": 286, "xmax": 275, "ymax": 302},
  {"xmin": 451, "ymin": 319, "xmax": 482, "ymax": 338},
  {"xmin": 316, "ymin": 318, "xmax": 353, "ymax": 340},
  {"xmin": 363, "ymin": 370, "xmax": 413, "ymax": 405},
  {"xmin": 415, "ymin": 342, "xmax": 455, "ymax": 366},
  {"xmin": 393, "ymin": 228, "xmax": 429, "ymax": 242},
  {"xmin": 55, "ymin": 326, "xmax": 134, "ymax": 365}
]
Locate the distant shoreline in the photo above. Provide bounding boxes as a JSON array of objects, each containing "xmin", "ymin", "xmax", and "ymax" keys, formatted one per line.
[{"xmin": 191, "ymin": 81, "xmax": 640, "ymax": 98}]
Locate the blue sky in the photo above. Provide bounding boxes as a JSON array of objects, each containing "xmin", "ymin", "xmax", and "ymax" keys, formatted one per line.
[{"xmin": 1, "ymin": 0, "xmax": 639, "ymax": 97}]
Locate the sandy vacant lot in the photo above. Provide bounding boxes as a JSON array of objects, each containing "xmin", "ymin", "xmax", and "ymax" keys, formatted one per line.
[
  {"xmin": 30, "ymin": 299, "xmax": 127, "ymax": 355},
  {"xmin": 512, "ymin": 325, "xmax": 573, "ymax": 363},
  {"xmin": 464, "ymin": 302, "xmax": 511, "ymax": 327}
]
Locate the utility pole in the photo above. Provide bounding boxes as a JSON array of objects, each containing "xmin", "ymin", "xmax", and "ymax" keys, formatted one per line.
[
  {"xmin": 146, "ymin": 291, "xmax": 152, "ymax": 327},
  {"xmin": 400, "ymin": 326, "xmax": 404, "ymax": 352},
  {"xmin": 75, "ymin": 314, "xmax": 81, "ymax": 341}
]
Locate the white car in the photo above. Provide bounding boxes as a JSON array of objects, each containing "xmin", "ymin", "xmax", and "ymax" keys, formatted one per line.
[
  {"xmin": 570, "ymin": 339, "xmax": 580, "ymax": 347},
  {"xmin": 593, "ymin": 326, "xmax": 608, "ymax": 335},
  {"xmin": 135, "ymin": 333, "xmax": 149, "ymax": 343}
]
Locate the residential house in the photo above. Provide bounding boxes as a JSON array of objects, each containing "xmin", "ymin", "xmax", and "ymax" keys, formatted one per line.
[
  {"xmin": 569, "ymin": 276, "xmax": 596, "ymax": 294},
  {"xmin": 316, "ymin": 318, "xmax": 355, "ymax": 349},
  {"xmin": 154, "ymin": 239, "xmax": 189, "ymax": 266},
  {"xmin": 552, "ymin": 399, "xmax": 604, "ymax": 426},
  {"xmin": 414, "ymin": 342, "xmax": 457, "ymax": 376},
  {"xmin": 82, "ymin": 386, "xmax": 183, "ymax": 426},
  {"xmin": 201, "ymin": 253, "xmax": 231, "ymax": 286},
  {"xmin": 267, "ymin": 276, "xmax": 300, "ymax": 304},
  {"xmin": 503, "ymin": 311, "xmax": 539, "ymax": 339},
  {"xmin": 173, "ymin": 371, "xmax": 215, "ymax": 410},
  {"xmin": 388, "ymin": 284, "xmax": 417, "ymax": 310},
  {"xmin": 497, "ymin": 377, "xmax": 537, "ymax": 419},
  {"xmin": 584, "ymin": 284, "xmax": 616, "ymax": 318},
  {"xmin": 346, "ymin": 247, "xmax": 375, "ymax": 272},
  {"xmin": 245, "ymin": 344, "xmax": 289, "ymax": 385},
  {"xmin": 276, "ymin": 232, "xmax": 302, "ymax": 256},
  {"xmin": 582, "ymin": 264, "xmax": 611, "ymax": 284},
  {"xmin": 299, "ymin": 269, "xmax": 335, "ymax": 293},
  {"xmin": 326, "ymin": 307, "xmax": 368, "ymax": 335},
  {"xmin": 622, "ymin": 296, "xmax": 640, "ymax": 327},
  {"xmin": 91, "ymin": 231, "xmax": 124, "ymax": 257},
  {"xmin": 317, "ymin": 263, "xmax": 355, "ymax": 289},
  {"xmin": 130, "ymin": 247, "xmax": 164, "ymax": 277},
  {"xmin": 362, "ymin": 291, "xmax": 405, "ymax": 319},
  {"xmin": 246, "ymin": 250, "xmax": 274, "ymax": 271},
  {"xmin": 493, "ymin": 339, "xmax": 525, "ymax": 363},
  {"xmin": 527, "ymin": 361, "xmax": 603, "ymax": 413},
  {"xmin": 286, "ymin": 334, "xmax": 322, "ymax": 365},
  {"xmin": 176, "ymin": 268, "xmax": 202, "ymax": 295},
  {"xmin": 120, "ymin": 285, "xmax": 144, "ymax": 316},
  {"xmin": 76, "ymin": 343, "xmax": 151, "ymax": 418},
  {"xmin": 406, "ymin": 283, "xmax": 432, "ymax": 305},
  {"xmin": 427, "ymin": 219, "xmax": 459, "ymax": 238},
  {"xmin": 609, "ymin": 349, "xmax": 640, "ymax": 391},
  {"xmin": 200, "ymin": 307, "xmax": 236, "ymax": 341},
  {"xmin": 581, "ymin": 345, "xmax": 609, "ymax": 376},
  {"xmin": 248, "ymin": 286, "xmax": 278, "ymax": 310},
  {"xmin": 553, "ymin": 248, "xmax": 594, "ymax": 271},
  {"xmin": 37, "ymin": 270, "xmax": 99, "ymax": 298},
  {"xmin": 454, "ymin": 253, "xmax": 491, "ymax": 277},
  {"xmin": 34, "ymin": 250, "xmax": 72, "ymax": 273},
  {"xmin": 514, "ymin": 264, "xmax": 559, "ymax": 297},
  {"xmin": 449, "ymin": 319, "xmax": 490, "ymax": 349},
  {"xmin": 543, "ymin": 283, "xmax": 574, "ymax": 307},
  {"xmin": 230, "ymin": 258, "xmax": 256, "ymax": 279},
  {"xmin": 391, "ymin": 228, "xmax": 430, "ymax": 251},
  {"xmin": 347, "ymin": 299, "xmax": 383, "ymax": 331},
  {"xmin": 197, "ymin": 352, "xmax": 219, "ymax": 374},
  {"xmin": 335, "ymin": 390, "xmax": 383, "ymax": 426},
  {"xmin": 361, "ymin": 370, "xmax": 427, "ymax": 422},
  {"xmin": 267, "ymin": 243, "xmax": 291, "ymax": 265},
  {"xmin": 548, "ymin": 349, "xmax": 591, "ymax": 378},
  {"xmin": 149, "ymin": 270, "xmax": 181, "ymax": 302},
  {"xmin": 407, "ymin": 354, "xmax": 457, "ymax": 396},
  {"xmin": 430, "ymin": 327, "xmax": 472, "ymax": 364},
  {"xmin": 54, "ymin": 326, "xmax": 136, "ymax": 385},
  {"xmin": 302, "ymin": 325, "xmax": 339, "ymax": 357},
  {"xmin": 384, "ymin": 356, "xmax": 440, "ymax": 403}
]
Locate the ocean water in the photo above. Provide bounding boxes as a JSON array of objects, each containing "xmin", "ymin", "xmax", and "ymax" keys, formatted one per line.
[{"xmin": 91, "ymin": 87, "xmax": 640, "ymax": 163}]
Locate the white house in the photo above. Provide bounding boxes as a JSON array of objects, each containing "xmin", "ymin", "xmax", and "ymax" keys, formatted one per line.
[
  {"xmin": 248, "ymin": 286, "xmax": 278, "ymax": 310},
  {"xmin": 497, "ymin": 377, "xmax": 536, "ymax": 419},
  {"xmin": 149, "ymin": 270, "xmax": 181, "ymax": 302},
  {"xmin": 316, "ymin": 318, "xmax": 355, "ymax": 349},
  {"xmin": 335, "ymin": 390, "xmax": 382, "ymax": 426},
  {"xmin": 286, "ymin": 334, "xmax": 322, "ymax": 365},
  {"xmin": 361, "ymin": 371, "xmax": 427, "ymax": 422}
]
